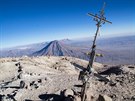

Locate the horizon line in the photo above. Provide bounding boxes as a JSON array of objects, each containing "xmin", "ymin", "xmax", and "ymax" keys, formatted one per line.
[{"xmin": 1, "ymin": 33, "xmax": 135, "ymax": 49}]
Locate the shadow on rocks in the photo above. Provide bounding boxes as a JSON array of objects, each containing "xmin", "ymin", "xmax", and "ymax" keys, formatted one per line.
[
  {"xmin": 38, "ymin": 94, "xmax": 65, "ymax": 101},
  {"xmin": 25, "ymin": 100, "xmax": 33, "ymax": 101},
  {"xmin": 71, "ymin": 62, "xmax": 85, "ymax": 71},
  {"xmin": 4, "ymin": 86, "xmax": 20, "ymax": 89},
  {"xmin": 99, "ymin": 66, "xmax": 123, "ymax": 75},
  {"xmin": 0, "ymin": 94, "xmax": 3, "ymax": 101}
]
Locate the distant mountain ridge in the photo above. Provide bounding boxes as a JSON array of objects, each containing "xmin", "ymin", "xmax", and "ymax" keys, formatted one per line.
[
  {"xmin": 0, "ymin": 35, "xmax": 135, "ymax": 65},
  {"xmin": 0, "ymin": 42, "xmax": 48, "ymax": 57}
]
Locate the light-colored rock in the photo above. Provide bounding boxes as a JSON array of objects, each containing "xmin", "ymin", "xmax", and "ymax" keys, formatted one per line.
[
  {"xmin": 64, "ymin": 89, "xmax": 74, "ymax": 97},
  {"xmin": 103, "ymin": 95, "xmax": 112, "ymax": 101}
]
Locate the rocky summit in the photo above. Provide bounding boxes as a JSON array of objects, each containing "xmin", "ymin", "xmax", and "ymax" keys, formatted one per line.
[{"xmin": 0, "ymin": 56, "xmax": 135, "ymax": 101}]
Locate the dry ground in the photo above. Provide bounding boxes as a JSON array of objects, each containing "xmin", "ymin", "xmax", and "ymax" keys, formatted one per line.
[{"xmin": 0, "ymin": 56, "xmax": 135, "ymax": 101}]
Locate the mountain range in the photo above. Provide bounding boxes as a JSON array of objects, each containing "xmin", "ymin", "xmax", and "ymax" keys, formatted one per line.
[{"xmin": 0, "ymin": 35, "xmax": 135, "ymax": 65}]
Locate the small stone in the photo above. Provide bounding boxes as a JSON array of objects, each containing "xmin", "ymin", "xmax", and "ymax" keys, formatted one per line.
[
  {"xmin": 34, "ymin": 64, "xmax": 37, "ymax": 66},
  {"xmin": 64, "ymin": 89, "xmax": 74, "ymax": 97},
  {"xmin": 106, "ymin": 76, "xmax": 110, "ymax": 81},
  {"xmin": 109, "ymin": 82, "xmax": 116, "ymax": 86},
  {"xmin": 34, "ymin": 84, "xmax": 39, "ymax": 89},
  {"xmin": 30, "ymin": 81, "xmax": 35, "ymax": 86},
  {"xmin": 45, "ymin": 77, "xmax": 47, "ymax": 81},
  {"xmin": 17, "ymin": 73, "xmax": 23, "ymax": 79},
  {"xmin": 54, "ymin": 67, "xmax": 58, "ymax": 70},
  {"xmin": 20, "ymin": 81, "xmax": 25, "ymax": 89},
  {"xmin": 38, "ymin": 79, "xmax": 42, "ymax": 83},
  {"xmin": 30, "ymin": 73, "xmax": 33, "ymax": 76},
  {"xmin": 18, "ymin": 65, "xmax": 23, "ymax": 71},
  {"xmin": 15, "ymin": 62, "xmax": 20, "ymax": 66}
]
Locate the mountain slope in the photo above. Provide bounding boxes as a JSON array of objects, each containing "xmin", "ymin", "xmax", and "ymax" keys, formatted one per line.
[{"xmin": 32, "ymin": 40, "xmax": 88, "ymax": 59}]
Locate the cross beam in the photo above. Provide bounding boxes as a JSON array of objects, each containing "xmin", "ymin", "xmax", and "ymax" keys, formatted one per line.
[
  {"xmin": 88, "ymin": 2, "xmax": 112, "ymax": 25},
  {"xmin": 87, "ymin": 13, "xmax": 112, "ymax": 24}
]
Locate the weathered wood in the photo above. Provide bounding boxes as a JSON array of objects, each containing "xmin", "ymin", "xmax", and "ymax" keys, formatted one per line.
[{"xmin": 80, "ymin": 3, "xmax": 112, "ymax": 101}]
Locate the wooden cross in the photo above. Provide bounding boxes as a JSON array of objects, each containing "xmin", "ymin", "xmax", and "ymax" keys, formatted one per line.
[{"xmin": 80, "ymin": 3, "xmax": 112, "ymax": 101}]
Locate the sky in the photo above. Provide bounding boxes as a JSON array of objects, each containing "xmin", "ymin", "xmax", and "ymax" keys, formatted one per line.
[{"xmin": 0, "ymin": 0, "xmax": 135, "ymax": 48}]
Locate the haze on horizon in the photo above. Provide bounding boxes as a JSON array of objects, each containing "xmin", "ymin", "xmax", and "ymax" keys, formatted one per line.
[{"xmin": 0, "ymin": 0, "xmax": 135, "ymax": 49}]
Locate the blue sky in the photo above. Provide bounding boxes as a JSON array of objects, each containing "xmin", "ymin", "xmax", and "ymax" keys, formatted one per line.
[{"xmin": 0, "ymin": 0, "xmax": 135, "ymax": 48}]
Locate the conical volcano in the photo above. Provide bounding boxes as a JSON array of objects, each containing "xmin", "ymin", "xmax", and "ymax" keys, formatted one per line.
[{"xmin": 32, "ymin": 40, "xmax": 88, "ymax": 59}]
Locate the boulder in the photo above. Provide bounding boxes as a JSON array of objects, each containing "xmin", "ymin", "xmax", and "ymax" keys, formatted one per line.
[{"xmin": 64, "ymin": 89, "xmax": 74, "ymax": 97}]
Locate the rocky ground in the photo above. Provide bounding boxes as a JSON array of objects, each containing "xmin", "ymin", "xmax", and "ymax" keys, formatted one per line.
[{"xmin": 0, "ymin": 56, "xmax": 135, "ymax": 101}]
